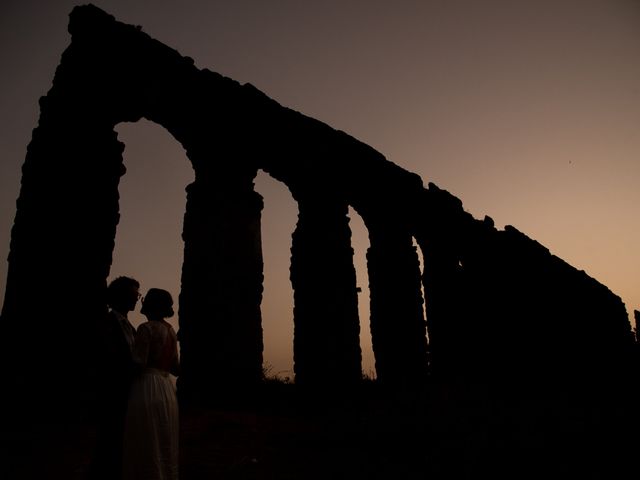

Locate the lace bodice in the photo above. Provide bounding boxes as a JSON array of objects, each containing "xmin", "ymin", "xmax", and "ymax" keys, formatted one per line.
[{"xmin": 133, "ymin": 320, "xmax": 179, "ymax": 375}]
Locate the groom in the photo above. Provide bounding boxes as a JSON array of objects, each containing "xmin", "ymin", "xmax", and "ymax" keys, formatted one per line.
[{"xmin": 89, "ymin": 276, "xmax": 141, "ymax": 480}]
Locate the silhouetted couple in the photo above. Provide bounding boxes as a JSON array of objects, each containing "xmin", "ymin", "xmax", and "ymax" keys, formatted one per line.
[{"xmin": 89, "ymin": 276, "xmax": 180, "ymax": 480}]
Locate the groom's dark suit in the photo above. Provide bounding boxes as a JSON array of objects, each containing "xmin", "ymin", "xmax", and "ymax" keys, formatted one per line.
[{"xmin": 89, "ymin": 309, "xmax": 137, "ymax": 480}]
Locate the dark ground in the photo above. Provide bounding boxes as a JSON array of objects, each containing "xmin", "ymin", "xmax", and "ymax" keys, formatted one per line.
[{"xmin": 2, "ymin": 380, "xmax": 639, "ymax": 479}]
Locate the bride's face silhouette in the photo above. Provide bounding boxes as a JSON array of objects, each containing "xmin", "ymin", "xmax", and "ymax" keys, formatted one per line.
[{"xmin": 140, "ymin": 297, "xmax": 154, "ymax": 318}]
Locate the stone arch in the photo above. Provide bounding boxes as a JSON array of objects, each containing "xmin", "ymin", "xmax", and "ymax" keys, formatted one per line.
[
  {"xmin": 0, "ymin": 5, "xmax": 431, "ymax": 403},
  {"xmin": 2, "ymin": 5, "xmax": 634, "ymax": 413}
]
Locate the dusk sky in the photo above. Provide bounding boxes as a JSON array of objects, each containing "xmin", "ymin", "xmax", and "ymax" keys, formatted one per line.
[{"xmin": 1, "ymin": 1, "xmax": 639, "ymax": 378}]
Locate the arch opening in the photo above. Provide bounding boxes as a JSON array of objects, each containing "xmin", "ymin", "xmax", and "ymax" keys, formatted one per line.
[
  {"xmin": 348, "ymin": 206, "xmax": 375, "ymax": 378},
  {"xmin": 110, "ymin": 120, "xmax": 194, "ymax": 337},
  {"xmin": 253, "ymin": 169, "xmax": 296, "ymax": 381}
]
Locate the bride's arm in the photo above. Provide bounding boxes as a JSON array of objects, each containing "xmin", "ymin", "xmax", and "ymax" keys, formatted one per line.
[{"xmin": 169, "ymin": 331, "xmax": 180, "ymax": 377}]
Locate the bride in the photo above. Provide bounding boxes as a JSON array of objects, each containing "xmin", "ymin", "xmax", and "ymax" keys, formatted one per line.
[{"xmin": 123, "ymin": 288, "xmax": 180, "ymax": 480}]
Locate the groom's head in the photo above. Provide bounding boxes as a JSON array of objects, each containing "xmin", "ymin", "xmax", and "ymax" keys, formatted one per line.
[{"xmin": 107, "ymin": 276, "xmax": 141, "ymax": 314}]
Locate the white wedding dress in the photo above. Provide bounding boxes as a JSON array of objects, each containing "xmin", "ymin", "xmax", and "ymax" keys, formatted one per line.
[{"xmin": 123, "ymin": 320, "xmax": 180, "ymax": 480}]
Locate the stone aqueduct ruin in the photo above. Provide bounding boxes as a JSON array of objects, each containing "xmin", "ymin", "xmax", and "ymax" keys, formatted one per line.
[{"xmin": 1, "ymin": 5, "xmax": 635, "ymax": 400}]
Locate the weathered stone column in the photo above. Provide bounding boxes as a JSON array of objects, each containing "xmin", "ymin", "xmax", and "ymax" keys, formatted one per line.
[
  {"xmin": 290, "ymin": 200, "xmax": 362, "ymax": 386},
  {"xmin": 414, "ymin": 184, "xmax": 474, "ymax": 380},
  {"xmin": 1, "ymin": 120, "xmax": 125, "ymax": 416},
  {"xmin": 177, "ymin": 170, "xmax": 264, "ymax": 401},
  {"xmin": 415, "ymin": 235, "xmax": 463, "ymax": 378},
  {"xmin": 366, "ymin": 224, "xmax": 428, "ymax": 384},
  {"xmin": 413, "ymin": 185, "xmax": 467, "ymax": 379}
]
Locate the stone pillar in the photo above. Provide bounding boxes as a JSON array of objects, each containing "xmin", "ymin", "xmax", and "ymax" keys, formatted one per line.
[
  {"xmin": 177, "ymin": 171, "xmax": 264, "ymax": 401},
  {"xmin": 413, "ymin": 185, "xmax": 468, "ymax": 380},
  {"xmin": 290, "ymin": 200, "xmax": 362, "ymax": 386},
  {"xmin": 366, "ymin": 225, "xmax": 429, "ymax": 385},
  {"xmin": 1, "ymin": 121, "xmax": 125, "ymax": 416},
  {"xmin": 415, "ymin": 234, "xmax": 463, "ymax": 378}
]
